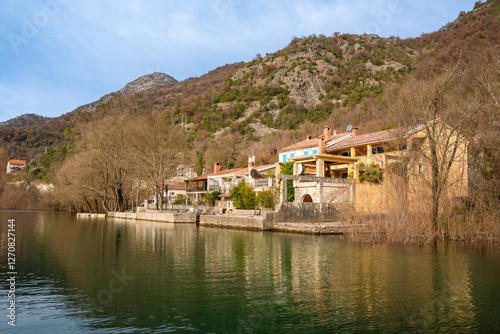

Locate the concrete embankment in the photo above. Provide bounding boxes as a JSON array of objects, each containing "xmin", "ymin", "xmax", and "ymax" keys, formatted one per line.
[
  {"xmin": 107, "ymin": 211, "xmax": 196, "ymax": 223},
  {"xmin": 199, "ymin": 214, "xmax": 272, "ymax": 230},
  {"xmin": 107, "ymin": 203, "xmax": 363, "ymax": 234},
  {"xmin": 200, "ymin": 203, "xmax": 357, "ymax": 234}
]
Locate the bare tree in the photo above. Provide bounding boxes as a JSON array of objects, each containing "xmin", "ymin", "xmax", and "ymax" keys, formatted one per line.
[
  {"xmin": 129, "ymin": 116, "xmax": 183, "ymax": 210},
  {"xmin": 55, "ymin": 113, "xmax": 136, "ymax": 213},
  {"xmin": 389, "ymin": 60, "xmax": 480, "ymax": 239}
]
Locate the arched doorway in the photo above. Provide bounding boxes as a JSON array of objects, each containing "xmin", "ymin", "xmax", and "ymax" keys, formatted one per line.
[{"xmin": 302, "ymin": 194, "xmax": 313, "ymax": 203}]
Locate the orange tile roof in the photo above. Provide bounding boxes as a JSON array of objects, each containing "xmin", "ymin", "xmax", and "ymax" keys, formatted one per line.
[
  {"xmin": 8, "ymin": 159, "xmax": 26, "ymax": 165},
  {"xmin": 325, "ymin": 129, "xmax": 396, "ymax": 151},
  {"xmin": 167, "ymin": 183, "xmax": 186, "ymax": 190},
  {"xmin": 278, "ymin": 132, "xmax": 351, "ymax": 153}
]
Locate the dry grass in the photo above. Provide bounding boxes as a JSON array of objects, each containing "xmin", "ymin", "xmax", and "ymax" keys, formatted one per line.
[{"xmin": 341, "ymin": 197, "xmax": 499, "ymax": 245}]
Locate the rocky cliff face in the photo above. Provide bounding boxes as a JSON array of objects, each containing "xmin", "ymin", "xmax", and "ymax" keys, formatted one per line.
[
  {"xmin": 119, "ymin": 72, "xmax": 177, "ymax": 95},
  {"xmin": 0, "ymin": 114, "xmax": 51, "ymax": 129}
]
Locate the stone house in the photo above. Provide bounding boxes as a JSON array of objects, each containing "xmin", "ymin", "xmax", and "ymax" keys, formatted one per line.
[
  {"xmin": 165, "ymin": 182, "xmax": 187, "ymax": 204},
  {"xmin": 278, "ymin": 121, "xmax": 469, "ymax": 213}
]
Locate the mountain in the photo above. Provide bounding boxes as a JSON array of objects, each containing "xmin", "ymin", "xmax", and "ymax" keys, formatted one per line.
[
  {"xmin": 119, "ymin": 72, "xmax": 177, "ymax": 94},
  {"xmin": 67, "ymin": 72, "xmax": 178, "ymax": 116},
  {"xmin": 0, "ymin": 114, "xmax": 52, "ymax": 129},
  {"xmin": 0, "ymin": 0, "xmax": 498, "ymax": 167}
]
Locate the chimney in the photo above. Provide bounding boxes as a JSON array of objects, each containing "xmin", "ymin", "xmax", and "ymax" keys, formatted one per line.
[
  {"xmin": 248, "ymin": 153, "xmax": 256, "ymax": 169},
  {"xmin": 323, "ymin": 125, "xmax": 332, "ymax": 141},
  {"xmin": 351, "ymin": 127, "xmax": 359, "ymax": 137},
  {"xmin": 333, "ymin": 129, "xmax": 337, "ymax": 136},
  {"xmin": 306, "ymin": 135, "xmax": 312, "ymax": 140},
  {"xmin": 318, "ymin": 136, "xmax": 325, "ymax": 154},
  {"xmin": 214, "ymin": 162, "xmax": 220, "ymax": 173}
]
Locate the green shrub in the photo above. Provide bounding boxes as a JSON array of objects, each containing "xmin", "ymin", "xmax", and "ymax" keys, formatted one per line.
[
  {"xmin": 230, "ymin": 181, "xmax": 256, "ymax": 209},
  {"xmin": 359, "ymin": 162, "xmax": 383, "ymax": 183},
  {"xmin": 257, "ymin": 189, "xmax": 276, "ymax": 209},
  {"xmin": 173, "ymin": 194, "xmax": 185, "ymax": 204},
  {"xmin": 280, "ymin": 162, "xmax": 295, "ymax": 202},
  {"xmin": 204, "ymin": 191, "xmax": 221, "ymax": 206}
]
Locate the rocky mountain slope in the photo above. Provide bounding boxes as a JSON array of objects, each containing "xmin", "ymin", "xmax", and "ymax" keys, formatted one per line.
[
  {"xmin": 1, "ymin": 0, "xmax": 498, "ymax": 167},
  {"xmin": 68, "ymin": 72, "xmax": 178, "ymax": 116},
  {"xmin": 0, "ymin": 114, "xmax": 52, "ymax": 129}
]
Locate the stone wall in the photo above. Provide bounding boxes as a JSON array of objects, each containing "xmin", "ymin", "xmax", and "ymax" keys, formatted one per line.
[
  {"xmin": 200, "ymin": 215, "xmax": 272, "ymax": 230},
  {"xmin": 266, "ymin": 202, "xmax": 341, "ymax": 224},
  {"xmin": 294, "ymin": 182, "xmax": 351, "ymax": 203},
  {"xmin": 107, "ymin": 211, "xmax": 196, "ymax": 223}
]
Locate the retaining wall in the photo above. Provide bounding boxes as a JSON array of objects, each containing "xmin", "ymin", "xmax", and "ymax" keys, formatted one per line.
[
  {"xmin": 266, "ymin": 202, "xmax": 340, "ymax": 224},
  {"xmin": 107, "ymin": 211, "xmax": 196, "ymax": 223},
  {"xmin": 199, "ymin": 215, "xmax": 272, "ymax": 230}
]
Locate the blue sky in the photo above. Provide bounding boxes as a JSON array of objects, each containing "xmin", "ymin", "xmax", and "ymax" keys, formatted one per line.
[{"xmin": 0, "ymin": 0, "xmax": 478, "ymax": 123}]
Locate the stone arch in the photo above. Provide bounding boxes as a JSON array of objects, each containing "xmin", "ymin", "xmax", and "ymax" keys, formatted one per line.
[{"xmin": 302, "ymin": 194, "xmax": 313, "ymax": 203}]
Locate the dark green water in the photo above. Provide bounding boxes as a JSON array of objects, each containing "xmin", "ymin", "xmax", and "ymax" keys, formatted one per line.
[{"xmin": 0, "ymin": 211, "xmax": 499, "ymax": 333}]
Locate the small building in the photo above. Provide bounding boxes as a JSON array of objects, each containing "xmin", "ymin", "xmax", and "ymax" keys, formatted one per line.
[
  {"xmin": 6, "ymin": 159, "xmax": 26, "ymax": 174},
  {"xmin": 165, "ymin": 182, "xmax": 187, "ymax": 204}
]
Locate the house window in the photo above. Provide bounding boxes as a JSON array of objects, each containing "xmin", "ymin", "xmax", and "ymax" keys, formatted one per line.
[
  {"xmin": 304, "ymin": 151, "xmax": 309, "ymax": 155},
  {"xmin": 312, "ymin": 149, "xmax": 318, "ymax": 154},
  {"xmin": 290, "ymin": 153, "xmax": 295, "ymax": 158},
  {"xmin": 341, "ymin": 151, "xmax": 350, "ymax": 157},
  {"xmin": 282, "ymin": 154, "xmax": 287, "ymax": 163},
  {"xmin": 418, "ymin": 163, "xmax": 425, "ymax": 175},
  {"xmin": 372, "ymin": 146, "xmax": 385, "ymax": 154}
]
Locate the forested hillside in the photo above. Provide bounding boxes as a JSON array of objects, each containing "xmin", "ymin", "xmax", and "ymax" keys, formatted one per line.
[{"xmin": 0, "ymin": 0, "xmax": 498, "ymax": 186}]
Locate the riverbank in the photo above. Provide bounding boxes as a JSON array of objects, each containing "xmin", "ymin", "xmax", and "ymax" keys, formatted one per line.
[
  {"xmin": 107, "ymin": 211, "xmax": 197, "ymax": 223},
  {"xmin": 107, "ymin": 203, "xmax": 366, "ymax": 235}
]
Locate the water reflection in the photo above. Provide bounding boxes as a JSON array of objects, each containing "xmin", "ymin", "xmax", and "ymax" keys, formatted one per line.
[{"xmin": 0, "ymin": 211, "xmax": 499, "ymax": 333}]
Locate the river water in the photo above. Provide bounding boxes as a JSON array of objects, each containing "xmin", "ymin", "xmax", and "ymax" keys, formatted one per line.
[{"xmin": 0, "ymin": 211, "xmax": 499, "ymax": 333}]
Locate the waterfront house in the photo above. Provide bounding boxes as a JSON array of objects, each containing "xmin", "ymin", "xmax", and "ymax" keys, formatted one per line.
[
  {"xmin": 279, "ymin": 121, "xmax": 468, "ymax": 213},
  {"xmin": 278, "ymin": 126, "xmax": 351, "ymax": 163},
  {"xmin": 6, "ymin": 159, "xmax": 26, "ymax": 174},
  {"xmin": 185, "ymin": 155, "xmax": 276, "ymax": 203}
]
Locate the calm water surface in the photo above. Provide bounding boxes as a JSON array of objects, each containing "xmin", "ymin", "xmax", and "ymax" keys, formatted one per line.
[{"xmin": 0, "ymin": 211, "xmax": 499, "ymax": 333}]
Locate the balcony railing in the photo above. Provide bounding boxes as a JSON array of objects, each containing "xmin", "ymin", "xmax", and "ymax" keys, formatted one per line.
[{"xmin": 187, "ymin": 186, "xmax": 206, "ymax": 192}]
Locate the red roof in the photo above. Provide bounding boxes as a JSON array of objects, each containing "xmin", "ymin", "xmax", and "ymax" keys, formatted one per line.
[
  {"xmin": 8, "ymin": 159, "xmax": 26, "ymax": 165},
  {"xmin": 325, "ymin": 129, "xmax": 396, "ymax": 151},
  {"xmin": 278, "ymin": 132, "xmax": 351, "ymax": 153},
  {"xmin": 167, "ymin": 183, "xmax": 186, "ymax": 190}
]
